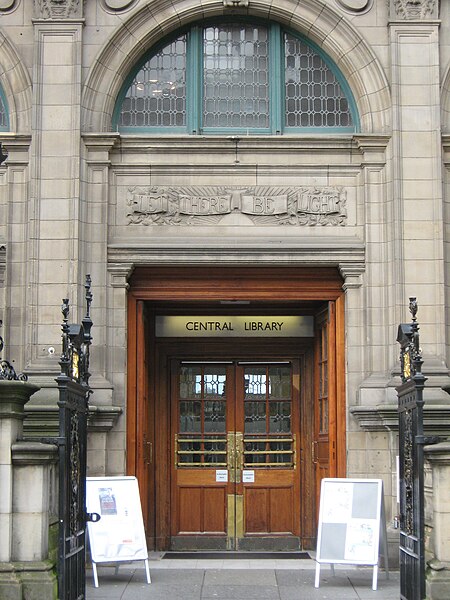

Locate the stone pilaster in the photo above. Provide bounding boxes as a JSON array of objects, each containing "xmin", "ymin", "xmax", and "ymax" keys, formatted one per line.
[
  {"xmin": 389, "ymin": 14, "xmax": 446, "ymax": 376},
  {"xmin": 28, "ymin": 15, "xmax": 84, "ymax": 376}
]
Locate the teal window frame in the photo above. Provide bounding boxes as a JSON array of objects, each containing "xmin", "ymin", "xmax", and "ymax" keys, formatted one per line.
[
  {"xmin": 0, "ymin": 86, "xmax": 9, "ymax": 131},
  {"xmin": 113, "ymin": 18, "xmax": 359, "ymax": 135}
]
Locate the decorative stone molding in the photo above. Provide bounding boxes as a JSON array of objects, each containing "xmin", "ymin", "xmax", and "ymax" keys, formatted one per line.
[
  {"xmin": 126, "ymin": 186, "xmax": 347, "ymax": 227},
  {"xmin": 0, "ymin": 0, "xmax": 16, "ymax": 12},
  {"xmin": 339, "ymin": 263, "xmax": 365, "ymax": 289},
  {"xmin": 390, "ymin": 0, "xmax": 438, "ymax": 20},
  {"xmin": 33, "ymin": 0, "xmax": 83, "ymax": 19},
  {"xmin": 335, "ymin": 0, "xmax": 373, "ymax": 14},
  {"xmin": 223, "ymin": 0, "xmax": 249, "ymax": 7},
  {"xmin": 101, "ymin": 0, "xmax": 137, "ymax": 12},
  {"xmin": 108, "ymin": 263, "xmax": 133, "ymax": 289}
]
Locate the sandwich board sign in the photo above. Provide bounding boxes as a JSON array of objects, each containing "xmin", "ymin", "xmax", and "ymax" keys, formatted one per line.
[
  {"xmin": 315, "ymin": 478, "xmax": 389, "ymax": 591},
  {"xmin": 86, "ymin": 476, "xmax": 151, "ymax": 587}
]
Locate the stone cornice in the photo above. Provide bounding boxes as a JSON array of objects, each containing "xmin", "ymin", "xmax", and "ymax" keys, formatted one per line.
[
  {"xmin": 107, "ymin": 243, "xmax": 366, "ymax": 268},
  {"xmin": 350, "ymin": 404, "xmax": 450, "ymax": 435},
  {"xmin": 112, "ymin": 134, "xmax": 361, "ymax": 156}
]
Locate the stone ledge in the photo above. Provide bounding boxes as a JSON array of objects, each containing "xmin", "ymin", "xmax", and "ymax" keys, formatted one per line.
[
  {"xmin": 350, "ymin": 404, "xmax": 450, "ymax": 436},
  {"xmin": 23, "ymin": 404, "xmax": 122, "ymax": 437},
  {"xmin": 11, "ymin": 441, "xmax": 58, "ymax": 465}
]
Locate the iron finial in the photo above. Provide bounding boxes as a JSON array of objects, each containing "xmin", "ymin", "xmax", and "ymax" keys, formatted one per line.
[{"xmin": 409, "ymin": 297, "xmax": 418, "ymax": 322}]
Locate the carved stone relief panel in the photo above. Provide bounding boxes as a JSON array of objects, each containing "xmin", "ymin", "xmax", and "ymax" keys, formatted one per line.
[
  {"xmin": 34, "ymin": 0, "xmax": 83, "ymax": 19},
  {"xmin": 390, "ymin": 0, "xmax": 438, "ymax": 19},
  {"xmin": 126, "ymin": 186, "xmax": 347, "ymax": 227}
]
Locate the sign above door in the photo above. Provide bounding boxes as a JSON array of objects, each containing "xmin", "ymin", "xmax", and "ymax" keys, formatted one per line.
[{"xmin": 155, "ymin": 315, "xmax": 314, "ymax": 337}]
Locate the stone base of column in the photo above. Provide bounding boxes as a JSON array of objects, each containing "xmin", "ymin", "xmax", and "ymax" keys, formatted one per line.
[
  {"xmin": 0, "ymin": 561, "xmax": 57, "ymax": 600},
  {"xmin": 0, "ymin": 565, "xmax": 22, "ymax": 600},
  {"xmin": 426, "ymin": 562, "xmax": 450, "ymax": 600}
]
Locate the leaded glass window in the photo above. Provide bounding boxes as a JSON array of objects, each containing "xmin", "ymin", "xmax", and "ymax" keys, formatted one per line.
[
  {"xmin": 0, "ymin": 91, "xmax": 8, "ymax": 130},
  {"xmin": 119, "ymin": 36, "xmax": 186, "ymax": 128},
  {"xmin": 285, "ymin": 34, "xmax": 351, "ymax": 128},
  {"xmin": 114, "ymin": 21, "xmax": 357, "ymax": 134},
  {"xmin": 203, "ymin": 24, "xmax": 269, "ymax": 129}
]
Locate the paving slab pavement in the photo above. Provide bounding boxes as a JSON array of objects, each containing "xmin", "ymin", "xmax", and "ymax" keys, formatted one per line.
[{"xmin": 86, "ymin": 554, "xmax": 399, "ymax": 600}]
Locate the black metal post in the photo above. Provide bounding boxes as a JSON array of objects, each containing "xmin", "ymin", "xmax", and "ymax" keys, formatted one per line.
[
  {"xmin": 396, "ymin": 298, "xmax": 426, "ymax": 600},
  {"xmin": 56, "ymin": 276, "xmax": 94, "ymax": 600}
]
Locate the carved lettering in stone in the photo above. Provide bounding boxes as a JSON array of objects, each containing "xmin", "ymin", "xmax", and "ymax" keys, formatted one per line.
[
  {"xmin": 241, "ymin": 195, "xmax": 288, "ymax": 215},
  {"xmin": 126, "ymin": 186, "xmax": 347, "ymax": 227},
  {"xmin": 391, "ymin": 0, "xmax": 437, "ymax": 19},
  {"xmin": 178, "ymin": 195, "xmax": 231, "ymax": 215},
  {"xmin": 34, "ymin": 0, "xmax": 82, "ymax": 19}
]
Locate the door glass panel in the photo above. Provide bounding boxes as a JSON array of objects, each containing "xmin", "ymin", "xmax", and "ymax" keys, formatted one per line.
[
  {"xmin": 244, "ymin": 368, "xmax": 267, "ymax": 434},
  {"xmin": 177, "ymin": 366, "xmax": 227, "ymax": 467},
  {"xmin": 243, "ymin": 365, "xmax": 294, "ymax": 468}
]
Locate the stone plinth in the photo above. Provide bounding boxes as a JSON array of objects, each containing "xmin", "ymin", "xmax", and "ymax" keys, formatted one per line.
[{"xmin": 425, "ymin": 442, "xmax": 450, "ymax": 600}]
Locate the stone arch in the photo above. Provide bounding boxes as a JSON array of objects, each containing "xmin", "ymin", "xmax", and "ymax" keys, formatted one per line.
[
  {"xmin": 0, "ymin": 30, "xmax": 32, "ymax": 133},
  {"xmin": 442, "ymin": 61, "xmax": 450, "ymax": 133},
  {"xmin": 81, "ymin": 0, "xmax": 391, "ymax": 134}
]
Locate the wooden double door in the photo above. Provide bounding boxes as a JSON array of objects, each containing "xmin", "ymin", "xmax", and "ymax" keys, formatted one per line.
[{"xmin": 171, "ymin": 359, "xmax": 302, "ymax": 551}]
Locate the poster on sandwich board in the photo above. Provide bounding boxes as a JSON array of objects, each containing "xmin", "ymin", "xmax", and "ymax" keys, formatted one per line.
[{"xmin": 86, "ymin": 476, "xmax": 150, "ymax": 587}]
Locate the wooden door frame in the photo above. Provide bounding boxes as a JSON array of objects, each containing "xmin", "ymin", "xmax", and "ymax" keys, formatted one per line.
[{"xmin": 126, "ymin": 266, "xmax": 346, "ymax": 550}]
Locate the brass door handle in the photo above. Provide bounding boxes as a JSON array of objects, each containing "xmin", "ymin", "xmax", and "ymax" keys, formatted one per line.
[
  {"xmin": 312, "ymin": 440, "xmax": 318, "ymax": 464},
  {"xmin": 235, "ymin": 432, "xmax": 243, "ymax": 484},
  {"xmin": 144, "ymin": 439, "xmax": 152, "ymax": 465},
  {"xmin": 227, "ymin": 432, "xmax": 236, "ymax": 482}
]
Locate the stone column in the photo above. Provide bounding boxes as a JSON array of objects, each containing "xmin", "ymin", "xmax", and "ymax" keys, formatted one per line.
[
  {"xmin": 425, "ymin": 442, "xmax": 450, "ymax": 600},
  {"xmin": 11, "ymin": 441, "xmax": 58, "ymax": 599},
  {"xmin": 0, "ymin": 381, "xmax": 38, "ymax": 598}
]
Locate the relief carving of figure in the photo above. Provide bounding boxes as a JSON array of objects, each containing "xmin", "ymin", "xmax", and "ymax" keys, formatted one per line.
[{"xmin": 392, "ymin": 0, "xmax": 437, "ymax": 19}]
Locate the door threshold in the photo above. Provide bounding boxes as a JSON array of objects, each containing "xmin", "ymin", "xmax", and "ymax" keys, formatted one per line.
[{"xmin": 162, "ymin": 551, "xmax": 310, "ymax": 559}]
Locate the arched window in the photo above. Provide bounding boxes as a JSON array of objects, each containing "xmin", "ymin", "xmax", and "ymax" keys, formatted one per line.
[
  {"xmin": 113, "ymin": 20, "xmax": 358, "ymax": 134},
  {"xmin": 0, "ymin": 87, "xmax": 8, "ymax": 131}
]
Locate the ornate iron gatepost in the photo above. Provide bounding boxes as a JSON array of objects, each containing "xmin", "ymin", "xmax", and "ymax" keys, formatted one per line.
[
  {"xmin": 56, "ymin": 276, "xmax": 97, "ymax": 600},
  {"xmin": 396, "ymin": 298, "xmax": 426, "ymax": 600}
]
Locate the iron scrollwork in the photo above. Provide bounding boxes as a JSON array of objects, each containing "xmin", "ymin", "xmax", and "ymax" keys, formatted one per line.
[
  {"xmin": 403, "ymin": 408, "xmax": 414, "ymax": 535},
  {"xmin": 0, "ymin": 320, "xmax": 28, "ymax": 381}
]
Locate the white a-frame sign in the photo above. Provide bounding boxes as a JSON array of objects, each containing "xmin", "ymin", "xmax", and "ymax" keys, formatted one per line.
[{"xmin": 315, "ymin": 478, "xmax": 389, "ymax": 591}]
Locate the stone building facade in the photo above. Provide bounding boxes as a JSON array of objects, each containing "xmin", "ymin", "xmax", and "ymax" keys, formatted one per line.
[{"xmin": 0, "ymin": 0, "xmax": 449, "ymax": 579}]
